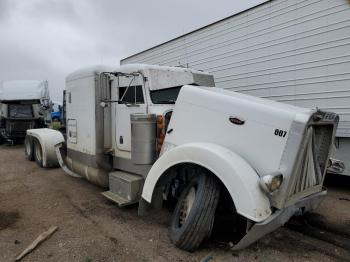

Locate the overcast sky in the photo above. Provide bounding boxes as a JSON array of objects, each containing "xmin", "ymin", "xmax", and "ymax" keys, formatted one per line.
[{"xmin": 0, "ymin": 0, "xmax": 264, "ymax": 101}]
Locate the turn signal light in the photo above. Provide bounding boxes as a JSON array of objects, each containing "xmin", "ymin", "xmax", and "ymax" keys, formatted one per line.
[{"xmin": 157, "ymin": 115, "xmax": 164, "ymax": 129}]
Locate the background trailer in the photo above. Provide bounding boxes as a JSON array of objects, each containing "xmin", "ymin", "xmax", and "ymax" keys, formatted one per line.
[{"xmin": 121, "ymin": 0, "xmax": 350, "ymax": 176}]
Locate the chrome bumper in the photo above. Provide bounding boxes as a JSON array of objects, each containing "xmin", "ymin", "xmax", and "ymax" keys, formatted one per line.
[{"xmin": 233, "ymin": 190, "xmax": 327, "ymax": 250}]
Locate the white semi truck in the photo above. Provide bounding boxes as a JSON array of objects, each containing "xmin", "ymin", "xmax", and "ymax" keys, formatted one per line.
[
  {"xmin": 0, "ymin": 80, "xmax": 51, "ymax": 143},
  {"xmin": 25, "ymin": 64, "xmax": 338, "ymax": 251}
]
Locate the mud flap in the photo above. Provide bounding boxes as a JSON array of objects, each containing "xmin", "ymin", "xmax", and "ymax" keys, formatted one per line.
[{"xmin": 54, "ymin": 142, "xmax": 82, "ymax": 178}]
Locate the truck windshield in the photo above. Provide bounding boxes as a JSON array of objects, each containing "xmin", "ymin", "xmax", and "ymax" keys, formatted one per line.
[
  {"xmin": 8, "ymin": 104, "xmax": 33, "ymax": 118},
  {"xmin": 150, "ymin": 86, "xmax": 182, "ymax": 104}
]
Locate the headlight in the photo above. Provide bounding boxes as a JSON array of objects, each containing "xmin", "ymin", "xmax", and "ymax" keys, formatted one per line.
[
  {"xmin": 260, "ymin": 172, "xmax": 283, "ymax": 194},
  {"xmin": 327, "ymin": 158, "xmax": 345, "ymax": 174}
]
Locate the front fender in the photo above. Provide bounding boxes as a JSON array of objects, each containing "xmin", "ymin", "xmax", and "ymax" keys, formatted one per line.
[{"xmin": 143, "ymin": 142, "xmax": 272, "ymax": 222}]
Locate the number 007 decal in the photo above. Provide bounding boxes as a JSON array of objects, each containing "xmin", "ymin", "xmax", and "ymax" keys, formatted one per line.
[{"xmin": 274, "ymin": 129, "xmax": 287, "ymax": 138}]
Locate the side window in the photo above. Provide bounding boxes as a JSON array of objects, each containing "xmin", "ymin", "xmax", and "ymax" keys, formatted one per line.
[{"xmin": 119, "ymin": 85, "xmax": 144, "ymax": 104}]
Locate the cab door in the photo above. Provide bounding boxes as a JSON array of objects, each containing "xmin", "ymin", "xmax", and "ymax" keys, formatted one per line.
[{"xmin": 114, "ymin": 75, "xmax": 147, "ymax": 152}]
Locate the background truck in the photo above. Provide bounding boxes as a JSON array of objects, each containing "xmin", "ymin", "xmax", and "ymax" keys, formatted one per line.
[
  {"xmin": 0, "ymin": 80, "xmax": 51, "ymax": 143},
  {"xmin": 120, "ymin": 0, "xmax": 350, "ymax": 176},
  {"xmin": 51, "ymin": 101, "xmax": 62, "ymax": 122},
  {"xmin": 25, "ymin": 64, "xmax": 338, "ymax": 251}
]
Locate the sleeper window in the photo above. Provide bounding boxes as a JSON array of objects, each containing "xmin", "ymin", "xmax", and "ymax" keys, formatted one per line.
[{"xmin": 119, "ymin": 85, "xmax": 144, "ymax": 104}]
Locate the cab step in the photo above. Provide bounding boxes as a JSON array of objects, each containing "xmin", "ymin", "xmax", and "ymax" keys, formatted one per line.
[{"xmin": 101, "ymin": 171, "xmax": 144, "ymax": 207}]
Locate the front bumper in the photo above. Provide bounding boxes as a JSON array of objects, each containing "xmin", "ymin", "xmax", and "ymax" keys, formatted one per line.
[{"xmin": 233, "ymin": 190, "xmax": 327, "ymax": 250}]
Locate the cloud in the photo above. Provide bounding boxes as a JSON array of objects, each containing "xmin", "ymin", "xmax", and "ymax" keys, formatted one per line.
[
  {"xmin": 25, "ymin": 0, "xmax": 78, "ymax": 22},
  {"xmin": 0, "ymin": 0, "xmax": 13, "ymax": 20},
  {"xmin": 0, "ymin": 0, "xmax": 264, "ymax": 100}
]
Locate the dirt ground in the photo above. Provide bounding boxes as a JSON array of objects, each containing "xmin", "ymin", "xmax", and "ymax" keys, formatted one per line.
[{"xmin": 0, "ymin": 146, "xmax": 349, "ymax": 262}]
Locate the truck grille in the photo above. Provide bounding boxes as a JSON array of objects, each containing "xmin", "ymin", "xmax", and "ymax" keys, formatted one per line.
[
  {"xmin": 5, "ymin": 120, "xmax": 35, "ymax": 139},
  {"xmin": 289, "ymin": 125, "xmax": 333, "ymax": 197}
]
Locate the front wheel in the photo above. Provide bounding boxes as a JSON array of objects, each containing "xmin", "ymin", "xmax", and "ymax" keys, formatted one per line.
[
  {"xmin": 34, "ymin": 139, "xmax": 44, "ymax": 168},
  {"xmin": 169, "ymin": 170, "xmax": 220, "ymax": 252}
]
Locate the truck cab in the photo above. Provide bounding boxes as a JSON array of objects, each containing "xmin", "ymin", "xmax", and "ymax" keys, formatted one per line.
[
  {"xmin": 61, "ymin": 64, "xmax": 215, "ymax": 186},
  {"xmin": 0, "ymin": 80, "xmax": 51, "ymax": 143}
]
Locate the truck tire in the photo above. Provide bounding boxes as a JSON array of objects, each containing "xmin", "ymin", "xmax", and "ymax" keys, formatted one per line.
[
  {"xmin": 33, "ymin": 139, "xmax": 44, "ymax": 168},
  {"xmin": 24, "ymin": 136, "xmax": 34, "ymax": 161},
  {"xmin": 169, "ymin": 171, "xmax": 220, "ymax": 251}
]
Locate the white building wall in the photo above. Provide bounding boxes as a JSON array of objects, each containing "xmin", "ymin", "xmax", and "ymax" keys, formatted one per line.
[{"xmin": 121, "ymin": 0, "xmax": 350, "ymax": 137}]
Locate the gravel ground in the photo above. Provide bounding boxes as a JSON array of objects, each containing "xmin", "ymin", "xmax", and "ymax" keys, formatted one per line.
[{"xmin": 0, "ymin": 145, "xmax": 349, "ymax": 262}]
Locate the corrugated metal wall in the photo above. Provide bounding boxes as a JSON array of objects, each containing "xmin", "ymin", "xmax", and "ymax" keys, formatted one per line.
[{"xmin": 121, "ymin": 0, "xmax": 350, "ymax": 137}]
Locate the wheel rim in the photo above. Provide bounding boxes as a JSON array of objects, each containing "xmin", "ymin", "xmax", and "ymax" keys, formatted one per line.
[
  {"xmin": 179, "ymin": 186, "xmax": 196, "ymax": 226},
  {"xmin": 35, "ymin": 142, "xmax": 42, "ymax": 162}
]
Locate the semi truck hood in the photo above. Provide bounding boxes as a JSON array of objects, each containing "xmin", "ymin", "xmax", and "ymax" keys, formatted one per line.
[{"xmin": 165, "ymin": 85, "xmax": 316, "ymax": 176}]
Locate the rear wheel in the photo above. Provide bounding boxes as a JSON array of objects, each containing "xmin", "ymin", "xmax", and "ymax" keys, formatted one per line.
[
  {"xmin": 34, "ymin": 139, "xmax": 43, "ymax": 168},
  {"xmin": 24, "ymin": 136, "xmax": 34, "ymax": 161},
  {"xmin": 169, "ymin": 170, "xmax": 220, "ymax": 252}
]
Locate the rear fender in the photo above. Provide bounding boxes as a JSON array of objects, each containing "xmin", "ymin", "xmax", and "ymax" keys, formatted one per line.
[
  {"xmin": 26, "ymin": 128, "xmax": 64, "ymax": 167},
  {"xmin": 143, "ymin": 142, "xmax": 271, "ymax": 222}
]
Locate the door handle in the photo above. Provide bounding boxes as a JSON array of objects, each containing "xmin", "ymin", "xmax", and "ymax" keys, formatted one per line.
[{"xmin": 126, "ymin": 103, "xmax": 140, "ymax": 107}]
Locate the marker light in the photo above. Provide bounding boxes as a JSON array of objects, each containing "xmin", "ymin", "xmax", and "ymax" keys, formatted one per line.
[{"xmin": 156, "ymin": 115, "xmax": 165, "ymax": 155}]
